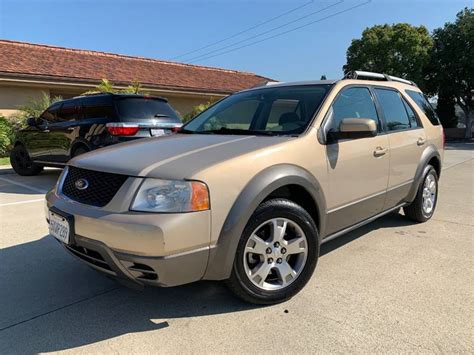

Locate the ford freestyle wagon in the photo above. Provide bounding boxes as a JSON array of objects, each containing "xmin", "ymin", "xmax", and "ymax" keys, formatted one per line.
[{"xmin": 46, "ymin": 71, "xmax": 444, "ymax": 304}]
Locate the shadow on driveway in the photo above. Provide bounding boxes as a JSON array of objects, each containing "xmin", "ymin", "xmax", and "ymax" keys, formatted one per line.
[{"xmin": 0, "ymin": 211, "xmax": 415, "ymax": 353}]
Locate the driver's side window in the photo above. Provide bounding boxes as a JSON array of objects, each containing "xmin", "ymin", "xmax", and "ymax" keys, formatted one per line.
[
  {"xmin": 40, "ymin": 103, "xmax": 61, "ymax": 124},
  {"xmin": 329, "ymin": 87, "xmax": 379, "ymax": 132}
]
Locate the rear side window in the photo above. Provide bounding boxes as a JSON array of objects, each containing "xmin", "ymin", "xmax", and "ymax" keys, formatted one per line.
[
  {"xmin": 83, "ymin": 97, "xmax": 116, "ymax": 119},
  {"xmin": 374, "ymin": 88, "xmax": 411, "ymax": 131},
  {"xmin": 115, "ymin": 98, "xmax": 180, "ymax": 121},
  {"xmin": 406, "ymin": 90, "xmax": 440, "ymax": 126},
  {"xmin": 402, "ymin": 98, "xmax": 419, "ymax": 128},
  {"xmin": 330, "ymin": 87, "xmax": 380, "ymax": 131}
]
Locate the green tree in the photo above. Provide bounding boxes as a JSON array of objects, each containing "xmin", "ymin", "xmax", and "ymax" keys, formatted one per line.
[
  {"xmin": 425, "ymin": 8, "xmax": 473, "ymax": 138},
  {"xmin": 343, "ymin": 23, "xmax": 433, "ymax": 88},
  {"xmin": 15, "ymin": 92, "xmax": 63, "ymax": 120},
  {"xmin": 435, "ymin": 92, "xmax": 458, "ymax": 128},
  {"xmin": 320, "ymin": 74, "xmax": 327, "ymax": 80}
]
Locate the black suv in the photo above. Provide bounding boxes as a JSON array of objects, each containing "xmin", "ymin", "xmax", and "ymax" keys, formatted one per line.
[{"xmin": 10, "ymin": 93, "xmax": 182, "ymax": 175}]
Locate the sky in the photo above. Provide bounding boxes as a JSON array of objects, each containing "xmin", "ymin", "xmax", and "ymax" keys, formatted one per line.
[{"xmin": 0, "ymin": 0, "xmax": 471, "ymax": 81}]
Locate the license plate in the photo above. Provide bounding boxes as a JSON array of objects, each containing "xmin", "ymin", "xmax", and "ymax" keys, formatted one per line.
[
  {"xmin": 150, "ymin": 128, "xmax": 169, "ymax": 136},
  {"xmin": 49, "ymin": 210, "xmax": 70, "ymax": 244}
]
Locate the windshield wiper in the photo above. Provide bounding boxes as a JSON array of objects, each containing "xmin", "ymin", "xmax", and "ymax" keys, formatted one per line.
[
  {"xmin": 197, "ymin": 127, "xmax": 277, "ymax": 136},
  {"xmin": 154, "ymin": 114, "xmax": 171, "ymax": 118}
]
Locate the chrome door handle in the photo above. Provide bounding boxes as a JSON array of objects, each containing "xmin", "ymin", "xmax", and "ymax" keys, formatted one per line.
[
  {"xmin": 417, "ymin": 137, "xmax": 426, "ymax": 146},
  {"xmin": 373, "ymin": 146, "xmax": 388, "ymax": 157}
]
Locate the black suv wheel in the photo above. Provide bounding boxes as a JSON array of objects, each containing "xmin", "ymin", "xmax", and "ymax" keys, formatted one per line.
[
  {"xmin": 10, "ymin": 145, "xmax": 43, "ymax": 176},
  {"xmin": 227, "ymin": 199, "xmax": 319, "ymax": 304}
]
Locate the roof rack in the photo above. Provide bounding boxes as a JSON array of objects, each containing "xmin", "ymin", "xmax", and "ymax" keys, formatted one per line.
[{"xmin": 344, "ymin": 70, "xmax": 417, "ymax": 86}]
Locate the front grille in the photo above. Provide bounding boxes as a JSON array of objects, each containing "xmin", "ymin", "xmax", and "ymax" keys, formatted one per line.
[{"xmin": 61, "ymin": 166, "xmax": 128, "ymax": 207}]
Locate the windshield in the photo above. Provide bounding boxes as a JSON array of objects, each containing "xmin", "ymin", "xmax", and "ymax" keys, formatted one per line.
[
  {"xmin": 115, "ymin": 97, "xmax": 181, "ymax": 121},
  {"xmin": 183, "ymin": 85, "xmax": 331, "ymax": 135}
]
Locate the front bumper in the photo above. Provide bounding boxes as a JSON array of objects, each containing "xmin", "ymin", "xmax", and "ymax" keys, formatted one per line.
[{"xmin": 46, "ymin": 187, "xmax": 211, "ymax": 288}]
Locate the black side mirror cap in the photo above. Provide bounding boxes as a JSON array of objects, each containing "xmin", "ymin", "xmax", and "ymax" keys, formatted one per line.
[{"xmin": 27, "ymin": 117, "xmax": 37, "ymax": 126}]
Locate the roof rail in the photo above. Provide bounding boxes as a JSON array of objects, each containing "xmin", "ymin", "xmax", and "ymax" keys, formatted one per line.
[{"xmin": 344, "ymin": 70, "xmax": 417, "ymax": 86}]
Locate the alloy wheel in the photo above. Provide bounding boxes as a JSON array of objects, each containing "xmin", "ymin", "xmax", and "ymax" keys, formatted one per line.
[{"xmin": 243, "ymin": 218, "xmax": 308, "ymax": 291}]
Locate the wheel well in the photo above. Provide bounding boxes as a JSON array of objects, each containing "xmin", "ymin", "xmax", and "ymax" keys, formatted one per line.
[
  {"xmin": 263, "ymin": 184, "xmax": 320, "ymax": 230},
  {"xmin": 71, "ymin": 143, "xmax": 89, "ymax": 157},
  {"xmin": 428, "ymin": 156, "xmax": 441, "ymax": 177}
]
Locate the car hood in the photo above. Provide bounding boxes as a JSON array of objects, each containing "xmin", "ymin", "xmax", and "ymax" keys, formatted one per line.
[{"xmin": 70, "ymin": 134, "xmax": 293, "ymax": 179}]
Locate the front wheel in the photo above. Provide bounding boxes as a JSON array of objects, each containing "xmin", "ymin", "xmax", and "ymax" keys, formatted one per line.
[
  {"xmin": 226, "ymin": 199, "xmax": 319, "ymax": 304},
  {"xmin": 10, "ymin": 145, "xmax": 43, "ymax": 176},
  {"xmin": 403, "ymin": 165, "xmax": 438, "ymax": 222}
]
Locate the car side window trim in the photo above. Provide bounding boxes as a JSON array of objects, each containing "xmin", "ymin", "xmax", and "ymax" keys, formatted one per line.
[{"xmin": 372, "ymin": 86, "xmax": 423, "ymax": 133}]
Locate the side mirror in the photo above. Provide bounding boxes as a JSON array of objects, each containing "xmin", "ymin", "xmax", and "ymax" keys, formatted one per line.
[
  {"xmin": 27, "ymin": 117, "xmax": 37, "ymax": 127},
  {"xmin": 337, "ymin": 118, "xmax": 377, "ymax": 139}
]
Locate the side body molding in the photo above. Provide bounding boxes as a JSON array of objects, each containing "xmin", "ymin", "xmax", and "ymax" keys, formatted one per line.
[
  {"xmin": 203, "ymin": 164, "xmax": 326, "ymax": 281},
  {"xmin": 405, "ymin": 144, "xmax": 441, "ymax": 203}
]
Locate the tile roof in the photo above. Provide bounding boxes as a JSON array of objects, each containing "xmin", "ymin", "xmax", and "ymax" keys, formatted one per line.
[{"xmin": 0, "ymin": 40, "xmax": 272, "ymax": 94}]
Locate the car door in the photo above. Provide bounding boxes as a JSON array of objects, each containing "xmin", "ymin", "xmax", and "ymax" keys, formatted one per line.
[
  {"xmin": 324, "ymin": 86, "xmax": 390, "ymax": 235},
  {"xmin": 47, "ymin": 100, "xmax": 77, "ymax": 163},
  {"xmin": 23, "ymin": 102, "xmax": 61, "ymax": 162},
  {"xmin": 373, "ymin": 87, "xmax": 426, "ymax": 209}
]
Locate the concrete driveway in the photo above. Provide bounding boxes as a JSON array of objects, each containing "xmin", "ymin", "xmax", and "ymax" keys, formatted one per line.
[{"xmin": 0, "ymin": 143, "xmax": 472, "ymax": 353}]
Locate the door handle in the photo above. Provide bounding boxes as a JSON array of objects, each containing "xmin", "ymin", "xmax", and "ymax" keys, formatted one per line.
[
  {"xmin": 42, "ymin": 129, "xmax": 50, "ymax": 133},
  {"xmin": 417, "ymin": 137, "xmax": 426, "ymax": 146},
  {"xmin": 373, "ymin": 146, "xmax": 388, "ymax": 157}
]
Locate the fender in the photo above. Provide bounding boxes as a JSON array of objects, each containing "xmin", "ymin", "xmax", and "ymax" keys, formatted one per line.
[
  {"xmin": 405, "ymin": 144, "xmax": 441, "ymax": 203},
  {"xmin": 203, "ymin": 164, "xmax": 326, "ymax": 281}
]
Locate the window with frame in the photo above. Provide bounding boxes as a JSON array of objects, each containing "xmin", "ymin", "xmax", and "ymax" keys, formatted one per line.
[
  {"xmin": 40, "ymin": 103, "xmax": 61, "ymax": 123},
  {"xmin": 56, "ymin": 101, "xmax": 76, "ymax": 122},
  {"xmin": 374, "ymin": 88, "xmax": 411, "ymax": 131},
  {"xmin": 329, "ymin": 87, "xmax": 379, "ymax": 131},
  {"xmin": 405, "ymin": 90, "xmax": 440, "ymax": 126}
]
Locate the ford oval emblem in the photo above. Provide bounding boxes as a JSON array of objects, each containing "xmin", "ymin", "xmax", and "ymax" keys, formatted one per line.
[{"xmin": 75, "ymin": 178, "xmax": 89, "ymax": 190}]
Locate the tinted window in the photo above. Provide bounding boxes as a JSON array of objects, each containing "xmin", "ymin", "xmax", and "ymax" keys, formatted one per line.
[
  {"xmin": 115, "ymin": 98, "xmax": 180, "ymax": 121},
  {"xmin": 402, "ymin": 98, "xmax": 419, "ymax": 128},
  {"xmin": 375, "ymin": 89, "xmax": 410, "ymax": 131},
  {"xmin": 40, "ymin": 103, "xmax": 61, "ymax": 122},
  {"xmin": 184, "ymin": 85, "xmax": 330, "ymax": 135},
  {"xmin": 57, "ymin": 101, "xmax": 76, "ymax": 122},
  {"xmin": 330, "ymin": 87, "xmax": 379, "ymax": 131},
  {"xmin": 83, "ymin": 97, "xmax": 116, "ymax": 119},
  {"xmin": 406, "ymin": 90, "xmax": 440, "ymax": 126}
]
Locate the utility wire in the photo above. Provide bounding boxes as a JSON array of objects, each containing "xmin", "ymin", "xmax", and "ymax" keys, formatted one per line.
[
  {"xmin": 171, "ymin": 0, "xmax": 315, "ymax": 60},
  {"xmin": 191, "ymin": 0, "xmax": 371, "ymax": 64},
  {"xmin": 186, "ymin": 0, "xmax": 344, "ymax": 63}
]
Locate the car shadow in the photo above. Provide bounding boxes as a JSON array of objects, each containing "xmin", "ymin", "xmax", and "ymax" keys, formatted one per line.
[{"xmin": 0, "ymin": 211, "xmax": 416, "ymax": 353}]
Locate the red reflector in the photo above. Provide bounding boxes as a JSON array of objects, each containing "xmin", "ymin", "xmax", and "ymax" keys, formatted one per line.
[
  {"xmin": 171, "ymin": 127, "xmax": 181, "ymax": 133},
  {"xmin": 106, "ymin": 123, "xmax": 139, "ymax": 136}
]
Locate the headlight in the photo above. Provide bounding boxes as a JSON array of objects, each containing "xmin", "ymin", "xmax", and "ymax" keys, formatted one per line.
[{"xmin": 131, "ymin": 178, "xmax": 210, "ymax": 213}]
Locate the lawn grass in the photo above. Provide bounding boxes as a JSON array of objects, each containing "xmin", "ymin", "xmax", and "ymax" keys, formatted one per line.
[{"xmin": 0, "ymin": 157, "xmax": 10, "ymax": 166}]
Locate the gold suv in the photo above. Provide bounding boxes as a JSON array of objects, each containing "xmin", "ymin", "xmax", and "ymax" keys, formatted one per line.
[{"xmin": 46, "ymin": 71, "xmax": 444, "ymax": 304}]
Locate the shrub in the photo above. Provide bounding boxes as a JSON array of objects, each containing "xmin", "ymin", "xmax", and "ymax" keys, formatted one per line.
[
  {"xmin": 0, "ymin": 116, "xmax": 14, "ymax": 157},
  {"xmin": 183, "ymin": 98, "xmax": 219, "ymax": 123}
]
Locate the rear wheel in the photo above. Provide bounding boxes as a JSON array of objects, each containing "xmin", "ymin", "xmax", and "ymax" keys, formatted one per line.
[
  {"xmin": 403, "ymin": 166, "xmax": 438, "ymax": 222},
  {"xmin": 10, "ymin": 145, "xmax": 43, "ymax": 176},
  {"xmin": 227, "ymin": 199, "xmax": 319, "ymax": 304}
]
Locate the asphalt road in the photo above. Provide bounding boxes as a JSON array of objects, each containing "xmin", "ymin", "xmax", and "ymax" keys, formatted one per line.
[{"xmin": 0, "ymin": 143, "xmax": 472, "ymax": 353}]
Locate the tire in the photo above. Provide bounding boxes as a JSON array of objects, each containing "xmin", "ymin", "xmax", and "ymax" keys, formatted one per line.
[
  {"xmin": 71, "ymin": 146, "xmax": 89, "ymax": 158},
  {"xmin": 9, "ymin": 145, "xmax": 43, "ymax": 176},
  {"xmin": 226, "ymin": 198, "xmax": 319, "ymax": 304},
  {"xmin": 403, "ymin": 165, "xmax": 438, "ymax": 223}
]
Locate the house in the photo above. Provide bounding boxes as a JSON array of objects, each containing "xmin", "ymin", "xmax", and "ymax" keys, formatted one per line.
[{"xmin": 0, "ymin": 40, "xmax": 271, "ymax": 118}]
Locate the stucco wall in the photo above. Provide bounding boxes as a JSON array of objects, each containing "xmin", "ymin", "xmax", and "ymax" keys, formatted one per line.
[{"xmin": 0, "ymin": 86, "xmax": 49, "ymax": 117}]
